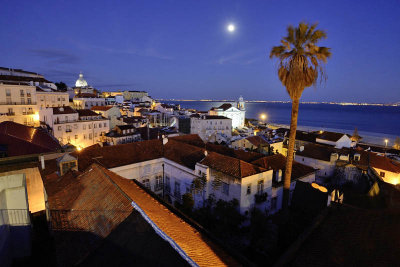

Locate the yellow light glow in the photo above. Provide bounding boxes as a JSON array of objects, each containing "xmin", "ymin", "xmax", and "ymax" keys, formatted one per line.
[
  {"xmin": 77, "ymin": 146, "xmax": 82, "ymax": 151},
  {"xmin": 260, "ymin": 113, "xmax": 267, "ymax": 120},
  {"xmin": 33, "ymin": 113, "xmax": 40, "ymax": 122},
  {"xmin": 311, "ymin": 182, "xmax": 328, "ymax": 193}
]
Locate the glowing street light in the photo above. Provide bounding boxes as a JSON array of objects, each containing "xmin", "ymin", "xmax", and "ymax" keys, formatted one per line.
[
  {"xmin": 385, "ymin": 139, "xmax": 389, "ymax": 148},
  {"xmin": 260, "ymin": 113, "xmax": 267, "ymax": 121}
]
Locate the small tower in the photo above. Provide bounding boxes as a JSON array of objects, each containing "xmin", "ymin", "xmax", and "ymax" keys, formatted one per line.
[{"xmin": 237, "ymin": 96, "xmax": 245, "ymax": 111}]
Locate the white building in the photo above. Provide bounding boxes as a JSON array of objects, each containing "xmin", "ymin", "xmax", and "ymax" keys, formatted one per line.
[
  {"xmin": 40, "ymin": 106, "xmax": 109, "ymax": 149},
  {"xmin": 105, "ymin": 125, "xmax": 141, "ymax": 145},
  {"xmin": 36, "ymin": 87, "xmax": 69, "ymax": 109},
  {"xmin": 0, "ymin": 82, "xmax": 39, "ymax": 126},
  {"xmin": 209, "ymin": 96, "xmax": 245, "ymax": 129},
  {"xmin": 73, "ymin": 93, "xmax": 106, "ymax": 109},
  {"xmin": 190, "ymin": 114, "xmax": 232, "ymax": 143},
  {"xmin": 91, "ymin": 105, "xmax": 121, "ymax": 129},
  {"xmin": 316, "ymin": 131, "xmax": 353, "ymax": 148}
]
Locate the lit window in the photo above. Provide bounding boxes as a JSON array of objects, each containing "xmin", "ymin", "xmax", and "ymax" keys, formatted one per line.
[
  {"xmin": 142, "ymin": 179, "xmax": 150, "ymax": 189},
  {"xmin": 380, "ymin": 172, "xmax": 385, "ymax": 178}
]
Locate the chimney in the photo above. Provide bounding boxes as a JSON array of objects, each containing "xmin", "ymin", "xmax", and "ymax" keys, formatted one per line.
[{"xmin": 40, "ymin": 155, "xmax": 45, "ymax": 169}]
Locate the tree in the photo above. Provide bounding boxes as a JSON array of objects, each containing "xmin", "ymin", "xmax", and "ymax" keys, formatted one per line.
[
  {"xmin": 55, "ymin": 81, "xmax": 67, "ymax": 91},
  {"xmin": 351, "ymin": 127, "xmax": 362, "ymax": 142},
  {"xmin": 270, "ymin": 22, "xmax": 331, "ymax": 210},
  {"xmin": 191, "ymin": 173, "xmax": 207, "ymax": 207},
  {"xmin": 394, "ymin": 137, "xmax": 400, "ymax": 150}
]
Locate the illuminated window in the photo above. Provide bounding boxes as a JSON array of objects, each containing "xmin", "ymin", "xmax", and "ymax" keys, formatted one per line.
[
  {"xmin": 142, "ymin": 179, "xmax": 150, "ymax": 189},
  {"xmin": 380, "ymin": 172, "xmax": 385, "ymax": 178}
]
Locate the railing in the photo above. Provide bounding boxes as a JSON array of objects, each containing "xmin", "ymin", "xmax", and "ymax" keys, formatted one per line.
[
  {"xmin": 0, "ymin": 101, "xmax": 37, "ymax": 105},
  {"xmin": 0, "ymin": 209, "xmax": 30, "ymax": 226},
  {"xmin": 22, "ymin": 111, "xmax": 34, "ymax": 115}
]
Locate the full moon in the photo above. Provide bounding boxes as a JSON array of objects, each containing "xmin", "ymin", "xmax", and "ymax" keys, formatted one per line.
[{"xmin": 227, "ymin": 24, "xmax": 235, "ymax": 32}]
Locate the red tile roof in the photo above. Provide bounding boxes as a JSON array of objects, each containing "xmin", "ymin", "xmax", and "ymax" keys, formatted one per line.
[
  {"xmin": 42, "ymin": 162, "xmax": 241, "ymax": 266},
  {"xmin": 0, "ymin": 121, "xmax": 61, "ymax": 156},
  {"xmin": 52, "ymin": 106, "xmax": 77, "ymax": 114},
  {"xmin": 200, "ymin": 151, "xmax": 267, "ymax": 178},
  {"xmin": 77, "ymin": 109, "xmax": 100, "ymax": 117},
  {"xmin": 252, "ymin": 154, "xmax": 316, "ymax": 180},
  {"xmin": 75, "ymin": 93, "xmax": 98, "ymax": 98},
  {"xmin": 317, "ymin": 131, "xmax": 348, "ymax": 142},
  {"xmin": 91, "ymin": 105, "xmax": 114, "ymax": 111},
  {"xmin": 71, "ymin": 139, "xmax": 164, "ymax": 171},
  {"xmin": 170, "ymin": 134, "xmax": 205, "ymax": 147},
  {"xmin": 164, "ymin": 139, "xmax": 206, "ymax": 169},
  {"xmin": 246, "ymin": 136, "xmax": 268, "ymax": 146}
]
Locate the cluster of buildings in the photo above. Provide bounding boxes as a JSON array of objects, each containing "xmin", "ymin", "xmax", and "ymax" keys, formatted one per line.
[{"xmin": 1, "ymin": 66, "xmax": 399, "ymax": 266}]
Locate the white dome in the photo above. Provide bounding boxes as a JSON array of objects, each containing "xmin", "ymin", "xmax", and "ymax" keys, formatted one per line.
[{"xmin": 75, "ymin": 73, "xmax": 88, "ymax": 87}]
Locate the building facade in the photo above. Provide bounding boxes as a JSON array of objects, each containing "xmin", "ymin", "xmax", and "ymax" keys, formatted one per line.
[
  {"xmin": 209, "ymin": 97, "xmax": 245, "ymax": 129},
  {"xmin": 190, "ymin": 115, "xmax": 232, "ymax": 143},
  {"xmin": 40, "ymin": 107, "xmax": 109, "ymax": 148}
]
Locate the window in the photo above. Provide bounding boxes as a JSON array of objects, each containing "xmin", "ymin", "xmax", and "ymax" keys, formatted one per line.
[
  {"xmin": 246, "ymin": 184, "xmax": 251, "ymax": 195},
  {"xmin": 88, "ymin": 124, "xmax": 92, "ymax": 129},
  {"xmin": 75, "ymin": 135, "xmax": 78, "ymax": 140},
  {"xmin": 380, "ymin": 172, "xmax": 385, "ymax": 178},
  {"xmin": 20, "ymin": 90, "xmax": 24, "ymax": 96},
  {"xmin": 20, "ymin": 98, "xmax": 25, "ymax": 104},
  {"xmin": 142, "ymin": 179, "xmax": 150, "ymax": 189},
  {"xmin": 174, "ymin": 181, "xmax": 181, "ymax": 199},
  {"xmin": 83, "ymin": 125, "xmax": 86, "ymax": 130},
  {"xmin": 99, "ymin": 123, "xmax": 102, "ymax": 128},
  {"xmin": 58, "ymin": 126, "xmax": 61, "ymax": 131},
  {"xmin": 94, "ymin": 124, "xmax": 97, "ymax": 128},
  {"xmin": 222, "ymin": 182, "xmax": 229, "ymax": 196},
  {"xmin": 103, "ymin": 123, "xmax": 107, "ymax": 127},
  {"xmin": 6, "ymin": 89, "xmax": 11, "ymax": 97},
  {"xmin": 155, "ymin": 175, "xmax": 163, "ymax": 191},
  {"xmin": 27, "ymin": 98, "xmax": 32, "ymax": 104},
  {"xmin": 89, "ymin": 133, "xmax": 92, "ymax": 139},
  {"xmin": 84, "ymin": 134, "xmax": 87, "ymax": 140},
  {"xmin": 257, "ymin": 180, "xmax": 264, "ymax": 194},
  {"xmin": 65, "ymin": 116, "xmax": 68, "ymax": 122},
  {"xmin": 165, "ymin": 176, "xmax": 171, "ymax": 193},
  {"xmin": 74, "ymin": 124, "xmax": 78, "ymax": 129},
  {"xmin": 271, "ymin": 197, "xmax": 277, "ymax": 210}
]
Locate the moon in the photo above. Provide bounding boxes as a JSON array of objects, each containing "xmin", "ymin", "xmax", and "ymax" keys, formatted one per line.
[{"xmin": 227, "ymin": 24, "xmax": 235, "ymax": 32}]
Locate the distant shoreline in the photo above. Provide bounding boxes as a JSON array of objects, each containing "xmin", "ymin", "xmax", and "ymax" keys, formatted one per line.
[{"xmin": 159, "ymin": 99, "xmax": 400, "ymax": 107}]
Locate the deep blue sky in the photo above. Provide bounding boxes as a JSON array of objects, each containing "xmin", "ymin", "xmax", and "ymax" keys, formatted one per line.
[{"xmin": 1, "ymin": 0, "xmax": 400, "ymax": 103}]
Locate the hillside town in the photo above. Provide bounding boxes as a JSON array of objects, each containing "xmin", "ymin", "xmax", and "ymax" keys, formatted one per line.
[{"xmin": 1, "ymin": 67, "xmax": 400, "ymax": 266}]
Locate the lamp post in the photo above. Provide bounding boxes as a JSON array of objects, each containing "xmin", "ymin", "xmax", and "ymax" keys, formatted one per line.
[
  {"xmin": 260, "ymin": 113, "xmax": 267, "ymax": 123},
  {"xmin": 385, "ymin": 139, "xmax": 388, "ymax": 148}
]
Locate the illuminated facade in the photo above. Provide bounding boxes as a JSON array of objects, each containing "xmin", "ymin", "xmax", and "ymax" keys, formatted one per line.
[
  {"xmin": 208, "ymin": 96, "xmax": 245, "ymax": 129},
  {"xmin": 40, "ymin": 106, "xmax": 109, "ymax": 149},
  {"xmin": 0, "ymin": 83, "xmax": 39, "ymax": 126}
]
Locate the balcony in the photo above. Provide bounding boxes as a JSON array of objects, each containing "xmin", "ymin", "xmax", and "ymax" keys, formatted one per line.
[
  {"xmin": 254, "ymin": 192, "xmax": 268, "ymax": 204},
  {"xmin": 0, "ymin": 101, "xmax": 37, "ymax": 105},
  {"xmin": 6, "ymin": 112, "xmax": 15, "ymax": 116},
  {"xmin": 22, "ymin": 111, "xmax": 35, "ymax": 115},
  {"xmin": 65, "ymin": 129, "xmax": 72, "ymax": 133}
]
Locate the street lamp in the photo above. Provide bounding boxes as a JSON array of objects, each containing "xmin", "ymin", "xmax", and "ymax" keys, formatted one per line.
[
  {"xmin": 260, "ymin": 113, "xmax": 267, "ymax": 122},
  {"xmin": 385, "ymin": 139, "xmax": 389, "ymax": 148}
]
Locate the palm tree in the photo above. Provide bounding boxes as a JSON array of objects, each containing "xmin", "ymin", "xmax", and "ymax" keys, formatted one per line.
[{"xmin": 270, "ymin": 22, "xmax": 331, "ymax": 210}]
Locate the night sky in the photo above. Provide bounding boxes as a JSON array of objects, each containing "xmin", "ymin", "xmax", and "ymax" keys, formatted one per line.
[{"xmin": 1, "ymin": 0, "xmax": 399, "ymax": 103}]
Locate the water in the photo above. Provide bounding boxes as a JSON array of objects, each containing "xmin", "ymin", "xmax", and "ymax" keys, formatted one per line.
[{"xmin": 164, "ymin": 100, "xmax": 400, "ymax": 145}]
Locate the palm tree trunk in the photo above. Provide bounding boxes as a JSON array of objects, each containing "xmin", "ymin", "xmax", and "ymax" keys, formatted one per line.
[{"xmin": 282, "ymin": 97, "xmax": 300, "ymax": 211}]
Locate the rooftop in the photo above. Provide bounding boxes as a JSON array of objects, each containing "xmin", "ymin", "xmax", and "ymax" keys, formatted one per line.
[
  {"xmin": 91, "ymin": 105, "xmax": 114, "ymax": 111},
  {"xmin": 52, "ymin": 106, "xmax": 77, "ymax": 115},
  {"xmin": 0, "ymin": 121, "xmax": 61, "ymax": 157}
]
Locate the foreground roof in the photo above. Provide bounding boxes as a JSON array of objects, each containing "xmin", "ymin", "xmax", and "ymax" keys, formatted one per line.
[
  {"xmin": 42, "ymin": 162, "xmax": 241, "ymax": 266},
  {"xmin": 0, "ymin": 121, "xmax": 61, "ymax": 157},
  {"xmin": 317, "ymin": 131, "xmax": 349, "ymax": 142}
]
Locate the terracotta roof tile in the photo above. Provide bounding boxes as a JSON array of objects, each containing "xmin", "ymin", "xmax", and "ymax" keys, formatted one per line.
[
  {"xmin": 200, "ymin": 151, "xmax": 266, "ymax": 178},
  {"xmin": 246, "ymin": 136, "xmax": 268, "ymax": 146},
  {"xmin": 103, "ymin": 166, "xmax": 241, "ymax": 266},
  {"xmin": 77, "ymin": 109, "xmax": 100, "ymax": 117},
  {"xmin": 91, "ymin": 105, "xmax": 114, "ymax": 111},
  {"xmin": 0, "ymin": 121, "xmax": 61, "ymax": 156},
  {"xmin": 317, "ymin": 131, "xmax": 347, "ymax": 142},
  {"xmin": 52, "ymin": 106, "xmax": 77, "ymax": 114}
]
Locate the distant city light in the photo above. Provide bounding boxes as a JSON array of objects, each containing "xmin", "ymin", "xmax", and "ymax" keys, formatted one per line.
[
  {"xmin": 260, "ymin": 113, "xmax": 267, "ymax": 121},
  {"xmin": 227, "ymin": 24, "xmax": 235, "ymax": 32}
]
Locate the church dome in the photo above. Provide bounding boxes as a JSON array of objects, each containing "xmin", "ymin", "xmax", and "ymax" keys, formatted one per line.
[{"xmin": 75, "ymin": 73, "xmax": 88, "ymax": 87}]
